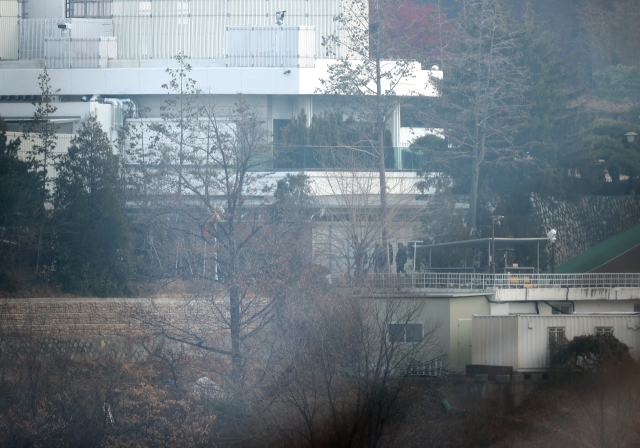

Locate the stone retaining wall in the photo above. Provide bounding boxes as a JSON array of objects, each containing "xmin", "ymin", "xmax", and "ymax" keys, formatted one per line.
[
  {"xmin": 0, "ymin": 297, "xmax": 208, "ymax": 361},
  {"xmin": 531, "ymin": 195, "xmax": 640, "ymax": 266}
]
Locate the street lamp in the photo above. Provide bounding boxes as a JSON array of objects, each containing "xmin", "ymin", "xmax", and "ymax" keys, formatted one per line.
[
  {"xmin": 626, "ymin": 132, "xmax": 637, "ymax": 143},
  {"xmin": 408, "ymin": 241, "xmax": 423, "ymax": 273},
  {"xmin": 491, "ymin": 215, "xmax": 503, "ymax": 275},
  {"xmin": 547, "ymin": 229, "xmax": 557, "ymax": 273}
]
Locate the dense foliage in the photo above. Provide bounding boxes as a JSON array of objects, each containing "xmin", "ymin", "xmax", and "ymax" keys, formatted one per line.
[
  {"xmin": 551, "ymin": 333, "xmax": 632, "ymax": 372},
  {"xmin": 53, "ymin": 114, "xmax": 133, "ymax": 296},
  {"xmin": 0, "ymin": 119, "xmax": 47, "ymax": 290}
]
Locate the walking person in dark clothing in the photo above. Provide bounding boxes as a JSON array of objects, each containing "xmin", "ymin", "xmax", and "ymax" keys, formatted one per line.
[
  {"xmin": 396, "ymin": 242, "xmax": 408, "ymax": 274},
  {"xmin": 388, "ymin": 243, "xmax": 394, "ymax": 269},
  {"xmin": 372, "ymin": 244, "xmax": 383, "ymax": 273}
]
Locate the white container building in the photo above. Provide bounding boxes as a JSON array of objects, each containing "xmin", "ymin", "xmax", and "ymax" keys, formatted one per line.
[{"xmin": 472, "ymin": 314, "xmax": 640, "ymax": 372}]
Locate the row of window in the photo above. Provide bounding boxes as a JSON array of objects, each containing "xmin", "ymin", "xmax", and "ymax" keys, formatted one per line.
[
  {"xmin": 548, "ymin": 326, "xmax": 614, "ymax": 345},
  {"xmin": 549, "ymin": 303, "xmax": 639, "ymax": 314},
  {"xmin": 386, "ymin": 323, "xmax": 617, "ymax": 345},
  {"xmin": 387, "ymin": 323, "xmax": 621, "ymax": 345}
]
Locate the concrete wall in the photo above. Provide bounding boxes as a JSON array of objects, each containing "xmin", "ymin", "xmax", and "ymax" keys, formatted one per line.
[
  {"xmin": 449, "ymin": 296, "xmax": 490, "ymax": 370},
  {"xmin": 496, "ymin": 287, "xmax": 640, "ymax": 303}
]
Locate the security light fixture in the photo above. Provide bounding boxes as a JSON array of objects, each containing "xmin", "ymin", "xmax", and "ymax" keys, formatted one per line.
[
  {"xmin": 276, "ymin": 10, "xmax": 286, "ymax": 25},
  {"xmin": 626, "ymin": 132, "xmax": 637, "ymax": 143},
  {"xmin": 490, "ymin": 215, "xmax": 504, "ymax": 274},
  {"xmin": 547, "ymin": 229, "xmax": 557, "ymax": 273}
]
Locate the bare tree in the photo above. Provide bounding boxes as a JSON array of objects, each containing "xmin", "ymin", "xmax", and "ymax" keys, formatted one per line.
[
  {"xmin": 253, "ymin": 287, "xmax": 441, "ymax": 448},
  {"xmin": 21, "ymin": 69, "xmax": 60, "ymax": 272},
  {"xmin": 126, "ymin": 55, "xmax": 314, "ymax": 395},
  {"xmin": 319, "ymin": 0, "xmax": 434, "ymax": 271},
  {"xmin": 311, "ymin": 150, "xmax": 435, "ymax": 280}
]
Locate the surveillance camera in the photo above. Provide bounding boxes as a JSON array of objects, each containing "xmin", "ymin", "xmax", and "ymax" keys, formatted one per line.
[
  {"xmin": 57, "ymin": 23, "xmax": 70, "ymax": 29},
  {"xmin": 276, "ymin": 10, "xmax": 286, "ymax": 25},
  {"xmin": 283, "ymin": 69, "xmax": 291, "ymax": 75},
  {"xmin": 547, "ymin": 229, "xmax": 557, "ymax": 242}
]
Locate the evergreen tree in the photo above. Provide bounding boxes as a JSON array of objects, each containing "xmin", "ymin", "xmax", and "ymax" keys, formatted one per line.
[
  {"xmin": 0, "ymin": 118, "xmax": 46, "ymax": 289},
  {"xmin": 425, "ymin": 0, "xmax": 529, "ymax": 233},
  {"xmin": 53, "ymin": 114, "xmax": 132, "ymax": 296},
  {"xmin": 490, "ymin": 23, "xmax": 595, "ymax": 199}
]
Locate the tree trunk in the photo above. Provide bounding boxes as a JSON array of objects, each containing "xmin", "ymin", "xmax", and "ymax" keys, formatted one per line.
[
  {"xmin": 468, "ymin": 132, "xmax": 485, "ymax": 233},
  {"xmin": 229, "ymin": 284, "xmax": 242, "ymax": 388},
  {"xmin": 375, "ymin": 26, "xmax": 390, "ymax": 273}
]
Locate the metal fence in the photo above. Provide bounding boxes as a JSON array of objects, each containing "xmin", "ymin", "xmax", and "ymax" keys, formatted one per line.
[
  {"xmin": 362, "ymin": 273, "xmax": 640, "ymax": 291},
  {"xmin": 0, "ymin": 0, "xmax": 19, "ymax": 60},
  {"xmin": 226, "ymin": 25, "xmax": 315, "ymax": 68},
  {"xmin": 401, "ymin": 355, "xmax": 447, "ymax": 377},
  {"xmin": 20, "ymin": 18, "xmax": 113, "ymax": 60},
  {"xmin": 45, "ymin": 36, "xmax": 117, "ymax": 68}
]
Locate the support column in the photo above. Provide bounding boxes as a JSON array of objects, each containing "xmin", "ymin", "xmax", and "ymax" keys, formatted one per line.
[
  {"xmin": 389, "ymin": 103, "xmax": 401, "ymax": 169},
  {"xmin": 267, "ymin": 95, "xmax": 273, "ymax": 141}
]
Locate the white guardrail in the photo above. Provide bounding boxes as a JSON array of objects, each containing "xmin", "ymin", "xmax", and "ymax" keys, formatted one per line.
[{"xmin": 363, "ymin": 273, "xmax": 640, "ymax": 290}]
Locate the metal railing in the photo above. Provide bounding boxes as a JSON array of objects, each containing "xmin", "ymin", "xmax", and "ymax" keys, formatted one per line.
[
  {"xmin": 399, "ymin": 355, "xmax": 447, "ymax": 377},
  {"xmin": 361, "ymin": 273, "xmax": 640, "ymax": 291}
]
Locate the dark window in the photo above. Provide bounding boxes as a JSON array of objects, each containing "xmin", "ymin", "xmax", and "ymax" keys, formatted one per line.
[
  {"xmin": 548, "ymin": 327, "xmax": 565, "ymax": 346},
  {"xmin": 388, "ymin": 323, "xmax": 423, "ymax": 343},
  {"xmin": 67, "ymin": 0, "xmax": 112, "ymax": 18},
  {"xmin": 273, "ymin": 119, "xmax": 292, "ymax": 144},
  {"xmin": 551, "ymin": 304, "xmax": 571, "ymax": 315},
  {"xmin": 595, "ymin": 327, "xmax": 614, "ymax": 336},
  {"xmin": 634, "ymin": 304, "xmax": 640, "ymax": 313}
]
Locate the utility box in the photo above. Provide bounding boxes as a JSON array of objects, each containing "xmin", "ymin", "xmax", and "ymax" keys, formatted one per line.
[
  {"xmin": 225, "ymin": 25, "xmax": 316, "ymax": 68},
  {"xmin": 45, "ymin": 36, "xmax": 117, "ymax": 69}
]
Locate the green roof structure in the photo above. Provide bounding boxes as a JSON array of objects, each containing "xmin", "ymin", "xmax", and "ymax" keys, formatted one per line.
[{"xmin": 554, "ymin": 224, "xmax": 640, "ymax": 273}]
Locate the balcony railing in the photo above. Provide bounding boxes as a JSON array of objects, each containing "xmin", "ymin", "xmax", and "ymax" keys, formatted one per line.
[
  {"xmin": 361, "ymin": 273, "xmax": 640, "ymax": 291},
  {"xmin": 400, "ymin": 355, "xmax": 448, "ymax": 377},
  {"xmin": 270, "ymin": 146, "xmax": 426, "ymax": 171}
]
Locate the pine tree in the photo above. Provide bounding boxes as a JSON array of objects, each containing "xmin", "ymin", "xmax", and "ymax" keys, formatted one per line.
[
  {"xmin": 0, "ymin": 119, "xmax": 46, "ymax": 288},
  {"xmin": 491, "ymin": 22, "xmax": 593, "ymax": 199},
  {"xmin": 53, "ymin": 114, "xmax": 132, "ymax": 296}
]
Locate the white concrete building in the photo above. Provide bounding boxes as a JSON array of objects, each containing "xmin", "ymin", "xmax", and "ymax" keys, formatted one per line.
[{"xmin": 0, "ymin": 0, "xmax": 441, "ymax": 168}]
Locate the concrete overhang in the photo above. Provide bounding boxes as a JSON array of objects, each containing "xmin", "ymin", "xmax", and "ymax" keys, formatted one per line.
[
  {"xmin": 494, "ymin": 287, "xmax": 640, "ymax": 302},
  {"xmin": 0, "ymin": 59, "xmax": 442, "ymax": 97}
]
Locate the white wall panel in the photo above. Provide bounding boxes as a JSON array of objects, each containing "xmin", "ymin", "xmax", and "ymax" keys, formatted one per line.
[
  {"xmin": 111, "ymin": 0, "xmax": 344, "ymax": 60},
  {"xmin": 0, "ymin": 0, "xmax": 19, "ymax": 60},
  {"xmin": 45, "ymin": 37, "xmax": 117, "ymax": 68},
  {"xmin": 472, "ymin": 316, "xmax": 519, "ymax": 369},
  {"xmin": 20, "ymin": 19, "xmax": 113, "ymax": 60},
  {"xmin": 9, "ymin": 131, "xmax": 73, "ymax": 185},
  {"xmin": 226, "ymin": 26, "xmax": 315, "ymax": 68},
  {"xmin": 190, "ymin": 0, "xmax": 226, "ymax": 59}
]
